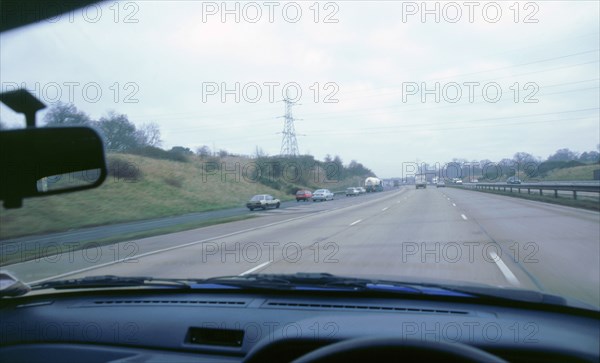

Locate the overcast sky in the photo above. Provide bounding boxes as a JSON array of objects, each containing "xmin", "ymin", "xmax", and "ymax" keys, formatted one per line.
[{"xmin": 1, "ymin": 1, "xmax": 598, "ymax": 177}]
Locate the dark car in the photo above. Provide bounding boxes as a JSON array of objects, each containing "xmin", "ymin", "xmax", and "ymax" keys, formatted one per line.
[
  {"xmin": 507, "ymin": 177, "xmax": 522, "ymax": 184},
  {"xmin": 296, "ymin": 190, "xmax": 312, "ymax": 202},
  {"xmin": 346, "ymin": 187, "xmax": 360, "ymax": 196}
]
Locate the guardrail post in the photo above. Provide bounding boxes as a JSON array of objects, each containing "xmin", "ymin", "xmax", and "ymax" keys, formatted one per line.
[
  {"xmin": 573, "ymin": 191, "xmax": 577, "ymax": 200},
  {"xmin": 539, "ymin": 189, "xmax": 542, "ymax": 196},
  {"xmin": 554, "ymin": 190, "xmax": 558, "ymax": 198},
  {"xmin": 528, "ymin": 188, "xmax": 530, "ymax": 194}
]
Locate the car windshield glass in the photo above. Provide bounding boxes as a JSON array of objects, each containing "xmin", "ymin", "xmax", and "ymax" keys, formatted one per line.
[{"xmin": 0, "ymin": 0, "xmax": 598, "ymax": 311}]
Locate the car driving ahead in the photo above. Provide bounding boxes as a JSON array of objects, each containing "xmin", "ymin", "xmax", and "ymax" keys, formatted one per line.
[
  {"xmin": 295, "ymin": 190, "xmax": 312, "ymax": 202},
  {"xmin": 312, "ymin": 189, "xmax": 334, "ymax": 201},
  {"xmin": 345, "ymin": 187, "xmax": 360, "ymax": 196},
  {"xmin": 507, "ymin": 177, "xmax": 522, "ymax": 184},
  {"xmin": 246, "ymin": 194, "xmax": 280, "ymax": 211}
]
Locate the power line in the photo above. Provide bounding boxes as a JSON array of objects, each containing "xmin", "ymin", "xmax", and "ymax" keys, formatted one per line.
[{"xmin": 300, "ymin": 107, "xmax": 599, "ymax": 136}]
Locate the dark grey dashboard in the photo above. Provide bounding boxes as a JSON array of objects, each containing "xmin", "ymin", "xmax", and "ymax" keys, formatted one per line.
[{"xmin": 1, "ymin": 291, "xmax": 598, "ymax": 362}]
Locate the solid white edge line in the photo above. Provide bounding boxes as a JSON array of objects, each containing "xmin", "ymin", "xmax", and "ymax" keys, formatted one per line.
[
  {"xmin": 349, "ymin": 219, "xmax": 362, "ymax": 226},
  {"xmin": 489, "ymin": 251, "xmax": 520, "ymax": 286},
  {"xmin": 239, "ymin": 261, "xmax": 272, "ymax": 276},
  {"xmin": 460, "ymin": 214, "xmax": 468, "ymax": 220}
]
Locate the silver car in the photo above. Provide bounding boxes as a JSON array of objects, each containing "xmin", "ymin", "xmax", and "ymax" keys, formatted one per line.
[
  {"xmin": 246, "ymin": 194, "xmax": 281, "ymax": 211},
  {"xmin": 312, "ymin": 189, "xmax": 334, "ymax": 201}
]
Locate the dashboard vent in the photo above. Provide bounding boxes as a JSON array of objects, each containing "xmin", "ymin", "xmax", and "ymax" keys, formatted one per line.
[
  {"xmin": 92, "ymin": 299, "xmax": 248, "ymax": 306},
  {"xmin": 265, "ymin": 301, "xmax": 469, "ymax": 315}
]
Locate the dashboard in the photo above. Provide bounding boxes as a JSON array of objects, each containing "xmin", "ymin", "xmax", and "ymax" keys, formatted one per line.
[{"xmin": 1, "ymin": 289, "xmax": 598, "ymax": 362}]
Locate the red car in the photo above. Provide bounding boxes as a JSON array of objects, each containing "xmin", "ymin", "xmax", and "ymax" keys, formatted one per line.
[{"xmin": 296, "ymin": 190, "xmax": 313, "ymax": 202}]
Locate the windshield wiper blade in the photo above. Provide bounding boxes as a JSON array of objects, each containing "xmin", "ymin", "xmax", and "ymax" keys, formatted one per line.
[
  {"xmin": 30, "ymin": 275, "xmax": 192, "ymax": 290},
  {"xmin": 198, "ymin": 273, "xmax": 427, "ymax": 294},
  {"xmin": 197, "ymin": 273, "xmax": 579, "ymax": 303},
  {"xmin": 423, "ymin": 283, "xmax": 571, "ymax": 306}
]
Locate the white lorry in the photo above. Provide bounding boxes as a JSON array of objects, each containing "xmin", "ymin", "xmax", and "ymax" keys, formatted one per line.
[{"xmin": 364, "ymin": 177, "xmax": 383, "ymax": 192}]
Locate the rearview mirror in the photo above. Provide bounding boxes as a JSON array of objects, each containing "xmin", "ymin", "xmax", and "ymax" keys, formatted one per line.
[{"xmin": 0, "ymin": 127, "xmax": 107, "ymax": 208}]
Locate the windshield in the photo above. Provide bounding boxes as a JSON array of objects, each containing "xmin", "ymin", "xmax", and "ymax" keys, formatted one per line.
[{"xmin": 0, "ymin": 1, "xmax": 599, "ymax": 310}]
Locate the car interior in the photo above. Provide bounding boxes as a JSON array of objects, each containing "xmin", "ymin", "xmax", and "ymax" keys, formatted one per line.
[{"xmin": 1, "ymin": 1, "xmax": 599, "ymax": 363}]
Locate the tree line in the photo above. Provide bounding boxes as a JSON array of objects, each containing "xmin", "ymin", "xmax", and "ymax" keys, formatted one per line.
[
  {"xmin": 43, "ymin": 102, "xmax": 162, "ymax": 151},
  {"xmin": 440, "ymin": 148, "xmax": 600, "ymax": 180}
]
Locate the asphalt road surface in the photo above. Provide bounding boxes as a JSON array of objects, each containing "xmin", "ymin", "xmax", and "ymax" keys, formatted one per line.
[{"xmin": 4, "ymin": 187, "xmax": 599, "ymax": 308}]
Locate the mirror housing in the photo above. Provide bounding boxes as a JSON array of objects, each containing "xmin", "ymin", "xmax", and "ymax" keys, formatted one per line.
[{"xmin": 1, "ymin": 127, "xmax": 107, "ymax": 208}]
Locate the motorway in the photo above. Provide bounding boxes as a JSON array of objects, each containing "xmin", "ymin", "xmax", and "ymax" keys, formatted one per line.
[{"xmin": 4, "ymin": 187, "xmax": 599, "ymax": 308}]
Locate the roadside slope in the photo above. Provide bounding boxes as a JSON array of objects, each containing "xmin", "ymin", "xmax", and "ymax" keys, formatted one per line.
[{"xmin": 0, "ymin": 154, "xmax": 285, "ymax": 238}]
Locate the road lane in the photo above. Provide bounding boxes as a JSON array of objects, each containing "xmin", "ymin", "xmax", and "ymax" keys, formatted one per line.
[
  {"xmin": 58, "ymin": 189, "xmax": 408, "ymax": 280},
  {"xmin": 440, "ymin": 187, "xmax": 600, "ymax": 306},
  {"xmin": 259, "ymin": 186, "xmax": 539, "ymax": 290}
]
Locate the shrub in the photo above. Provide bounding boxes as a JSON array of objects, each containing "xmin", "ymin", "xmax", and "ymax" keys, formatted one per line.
[{"xmin": 107, "ymin": 156, "xmax": 143, "ymax": 182}]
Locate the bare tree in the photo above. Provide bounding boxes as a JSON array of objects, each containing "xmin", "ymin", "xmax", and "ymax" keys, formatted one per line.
[
  {"xmin": 43, "ymin": 102, "xmax": 91, "ymax": 126},
  {"xmin": 137, "ymin": 122, "xmax": 162, "ymax": 147},
  {"xmin": 254, "ymin": 146, "xmax": 266, "ymax": 158},
  {"xmin": 196, "ymin": 145, "xmax": 211, "ymax": 158}
]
